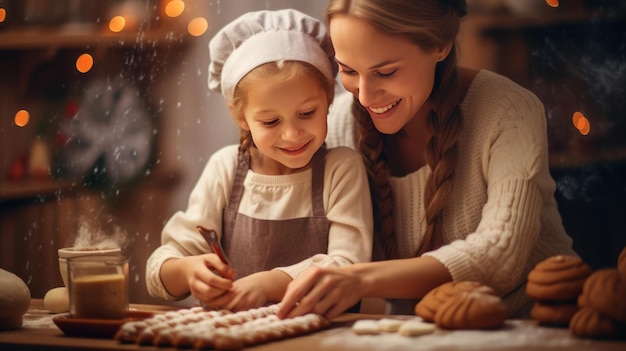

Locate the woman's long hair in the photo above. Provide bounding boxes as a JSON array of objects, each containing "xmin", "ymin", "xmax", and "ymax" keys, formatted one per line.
[{"xmin": 326, "ymin": 0, "xmax": 466, "ymax": 259}]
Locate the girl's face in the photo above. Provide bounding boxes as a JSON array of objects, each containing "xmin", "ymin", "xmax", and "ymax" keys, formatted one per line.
[
  {"xmin": 240, "ymin": 72, "xmax": 329, "ymax": 175},
  {"xmin": 329, "ymin": 15, "xmax": 448, "ymax": 134}
]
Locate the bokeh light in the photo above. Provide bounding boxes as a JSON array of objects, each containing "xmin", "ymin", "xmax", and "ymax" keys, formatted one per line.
[
  {"xmin": 165, "ymin": 0, "xmax": 185, "ymax": 18},
  {"xmin": 109, "ymin": 15, "xmax": 126, "ymax": 32},
  {"xmin": 546, "ymin": 0, "xmax": 559, "ymax": 8},
  {"xmin": 572, "ymin": 111, "xmax": 583, "ymax": 127},
  {"xmin": 14, "ymin": 110, "xmax": 29, "ymax": 127},
  {"xmin": 572, "ymin": 111, "xmax": 590, "ymax": 136},
  {"xmin": 188, "ymin": 17, "xmax": 208, "ymax": 37},
  {"xmin": 0, "ymin": 8, "xmax": 7, "ymax": 23},
  {"xmin": 76, "ymin": 53, "xmax": 94, "ymax": 73}
]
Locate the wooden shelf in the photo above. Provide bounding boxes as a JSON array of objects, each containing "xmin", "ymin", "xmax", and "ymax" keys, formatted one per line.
[
  {"xmin": 464, "ymin": 8, "xmax": 625, "ymax": 31},
  {"xmin": 0, "ymin": 179, "xmax": 78, "ymax": 202},
  {"xmin": 549, "ymin": 147, "xmax": 626, "ymax": 169},
  {"xmin": 0, "ymin": 23, "xmax": 189, "ymax": 50}
]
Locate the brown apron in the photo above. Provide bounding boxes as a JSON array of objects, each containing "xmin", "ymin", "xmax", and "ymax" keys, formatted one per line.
[{"xmin": 221, "ymin": 146, "xmax": 330, "ymax": 279}]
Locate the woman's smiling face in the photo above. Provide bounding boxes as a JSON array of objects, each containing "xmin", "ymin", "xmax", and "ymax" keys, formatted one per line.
[{"xmin": 329, "ymin": 15, "xmax": 446, "ymax": 134}]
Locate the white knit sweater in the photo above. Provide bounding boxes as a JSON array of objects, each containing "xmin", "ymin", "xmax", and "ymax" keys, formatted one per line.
[{"xmin": 326, "ymin": 70, "xmax": 577, "ymax": 317}]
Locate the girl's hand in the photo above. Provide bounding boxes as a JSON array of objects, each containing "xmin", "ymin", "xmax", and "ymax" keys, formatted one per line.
[
  {"xmin": 223, "ymin": 275, "xmax": 269, "ymax": 311},
  {"xmin": 225, "ymin": 270, "xmax": 293, "ymax": 312},
  {"xmin": 186, "ymin": 254, "xmax": 235, "ymax": 308},
  {"xmin": 278, "ymin": 266, "xmax": 363, "ymax": 320}
]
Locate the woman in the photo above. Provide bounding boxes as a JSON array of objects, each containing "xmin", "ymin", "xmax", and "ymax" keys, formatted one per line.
[{"xmin": 278, "ymin": 0, "xmax": 577, "ymax": 319}]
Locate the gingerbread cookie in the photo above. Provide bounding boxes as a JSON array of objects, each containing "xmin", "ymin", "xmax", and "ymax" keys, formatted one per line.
[
  {"xmin": 530, "ymin": 301, "xmax": 579, "ymax": 325},
  {"xmin": 569, "ymin": 306, "xmax": 626, "ymax": 340},
  {"xmin": 526, "ymin": 255, "xmax": 592, "ymax": 301},
  {"xmin": 415, "ymin": 281, "xmax": 494, "ymax": 322},
  {"xmin": 577, "ymin": 268, "xmax": 626, "ymax": 323},
  {"xmin": 434, "ymin": 290, "xmax": 507, "ymax": 330}
]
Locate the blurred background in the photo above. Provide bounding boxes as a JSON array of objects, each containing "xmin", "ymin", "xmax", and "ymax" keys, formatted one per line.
[{"xmin": 0, "ymin": 0, "xmax": 625, "ymax": 304}]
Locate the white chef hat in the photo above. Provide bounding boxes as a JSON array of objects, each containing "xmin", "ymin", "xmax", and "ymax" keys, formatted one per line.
[{"xmin": 208, "ymin": 9, "xmax": 337, "ymax": 101}]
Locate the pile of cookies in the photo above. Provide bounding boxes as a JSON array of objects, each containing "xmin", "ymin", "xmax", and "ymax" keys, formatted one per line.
[
  {"xmin": 414, "ymin": 281, "xmax": 508, "ymax": 330},
  {"xmin": 570, "ymin": 247, "xmax": 626, "ymax": 339},
  {"xmin": 526, "ymin": 255, "xmax": 592, "ymax": 326},
  {"xmin": 526, "ymin": 247, "xmax": 626, "ymax": 340}
]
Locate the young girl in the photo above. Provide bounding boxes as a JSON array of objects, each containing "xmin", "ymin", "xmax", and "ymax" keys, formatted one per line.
[
  {"xmin": 279, "ymin": 0, "xmax": 578, "ymax": 320},
  {"xmin": 146, "ymin": 9, "xmax": 373, "ymax": 312}
]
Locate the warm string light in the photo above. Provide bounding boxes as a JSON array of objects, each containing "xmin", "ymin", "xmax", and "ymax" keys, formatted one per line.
[
  {"xmin": 165, "ymin": 0, "xmax": 185, "ymax": 18},
  {"xmin": 545, "ymin": 0, "xmax": 559, "ymax": 8},
  {"xmin": 109, "ymin": 15, "xmax": 126, "ymax": 32},
  {"xmin": 188, "ymin": 17, "xmax": 208, "ymax": 36},
  {"xmin": 14, "ymin": 110, "xmax": 30, "ymax": 127},
  {"xmin": 76, "ymin": 53, "xmax": 94, "ymax": 73},
  {"xmin": 572, "ymin": 111, "xmax": 590, "ymax": 136}
]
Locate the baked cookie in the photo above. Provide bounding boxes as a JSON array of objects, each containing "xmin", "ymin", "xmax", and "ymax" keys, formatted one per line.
[
  {"xmin": 434, "ymin": 290, "xmax": 507, "ymax": 330},
  {"xmin": 578, "ymin": 268, "xmax": 626, "ymax": 323},
  {"xmin": 569, "ymin": 306, "xmax": 626, "ymax": 340},
  {"xmin": 526, "ymin": 255, "xmax": 592, "ymax": 301},
  {"xmin": 415, "ymin": 281, "xmax": 494, "ymax": 322},
  {"xmin": 530, "ymin": 301, "xmax": 579, "ymax": 326}
]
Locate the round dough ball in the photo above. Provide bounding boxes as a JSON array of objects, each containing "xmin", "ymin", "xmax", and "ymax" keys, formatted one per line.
[
  {"xmin": 0, "ymin": 268, "xmax": 31, "ymax": 330},
  {"xmin": 43, "ymin": 287, "xmax": 70, "ymax": 313}
]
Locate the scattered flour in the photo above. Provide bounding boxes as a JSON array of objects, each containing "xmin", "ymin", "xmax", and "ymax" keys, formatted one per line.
[
  {"xmin": 22, "ymin": 312, "xmax": 57, "ymax": 329},
  {"xmin": 322, "ymin": 320, "xmax": 594, "ymax": 350}
]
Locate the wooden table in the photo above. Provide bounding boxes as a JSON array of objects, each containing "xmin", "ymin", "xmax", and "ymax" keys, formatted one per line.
[{"xmin": 1, "ymin": 299, "xmax": 624, "ymax": 350}]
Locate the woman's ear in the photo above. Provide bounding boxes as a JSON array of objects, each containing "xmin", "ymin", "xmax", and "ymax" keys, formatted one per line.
[
  {"xmin": 436, "ymin": 42, "xmax": 454, "ymax": 62},
  {"xmin": 228, "ymin": 103, "xmax": 249, "ymax": 130}
]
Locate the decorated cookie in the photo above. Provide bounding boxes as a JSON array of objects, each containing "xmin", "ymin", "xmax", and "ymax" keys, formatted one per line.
[
  {"xmin": 415, "ymin": 281, "xmax": 494, "ymax": 322},
  {"xmin": 434, "ymin": 290, "xmax": 507, "ymax": 330},
  {"xmin": 526, "ymin": 255, "xmax": 592, "ymax": 302},
  {"xmin": 577, "ymin": 268, "xmax": 626, "ymax": 323},
  {"xmin": 530, "ymin": 301, "xmax": 579, "ymax": 325},
  {"xmin": 570, "ymin": 306, "xmax": 626, "ymax": 340}
]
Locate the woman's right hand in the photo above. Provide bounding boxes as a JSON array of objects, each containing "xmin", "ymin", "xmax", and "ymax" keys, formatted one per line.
[
  {"xmin": 185, "ymin": 254, "xmax": 236, "ymax": 308},
  {"xmin": 278, "ymin": 265, "xmax": 364, "ymax": 320}
]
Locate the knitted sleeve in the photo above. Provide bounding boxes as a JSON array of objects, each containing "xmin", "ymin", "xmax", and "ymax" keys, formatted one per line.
[
  {"xmin": 425, "ymin": 83, "xmax": 555, "ymax": 296},
  {"xmin": 145, "ymin": 145, "xmax": 238, "ymax": 300}
]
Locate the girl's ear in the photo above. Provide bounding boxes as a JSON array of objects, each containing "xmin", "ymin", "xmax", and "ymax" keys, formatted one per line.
[
  {"xmin": 436, "ymin": 42, "xmax": 454, "ymax": 62},
  {"xmin": 228, "ymin": 103, "xmax": 249, "ymax": 130}
]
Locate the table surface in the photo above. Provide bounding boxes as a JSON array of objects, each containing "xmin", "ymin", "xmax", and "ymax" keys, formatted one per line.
[{"xmin": 1, "ymin": 299, "xmax": 624, "ymax": 351}]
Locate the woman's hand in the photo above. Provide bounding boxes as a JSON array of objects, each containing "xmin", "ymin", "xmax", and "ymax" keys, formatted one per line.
[{"xmin": 278, "ymin": 265, "xmax": 364, "ymax": 320}]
